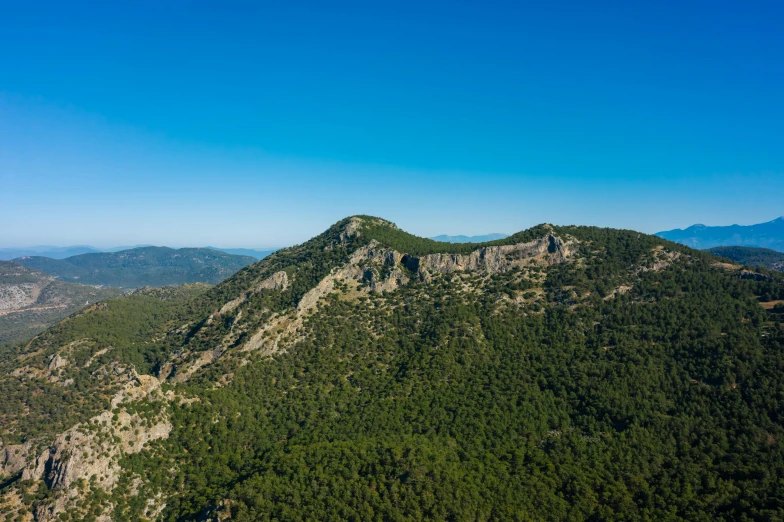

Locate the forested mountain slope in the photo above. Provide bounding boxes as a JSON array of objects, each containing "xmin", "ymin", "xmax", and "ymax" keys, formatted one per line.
[
  {"xmin": 1, "ymin": 216, "xmax": 783, "ymax": 521},
  {"xmin": 707, "ymin": 246, "xmax": 784, "ymax": 271},
  {"xmin": 0, "ymin": 261, "xmax": 122, "ymax": 345},
  {"xmin": 15, "ymin": 247, "xmax": 256, "ymax": 289}
]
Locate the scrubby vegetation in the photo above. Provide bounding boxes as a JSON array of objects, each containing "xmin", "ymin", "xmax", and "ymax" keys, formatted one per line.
[
  {"xmin": 0, "ymin": 285, "xmax": 208, "ymax": 445},
  {"xmin": 3, "ymin": 216, "xmax": 784, "ymax": 521}
]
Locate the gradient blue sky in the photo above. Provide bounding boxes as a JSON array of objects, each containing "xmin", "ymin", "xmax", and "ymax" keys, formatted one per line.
[{"xmin": 2, "ymin": 0, "xmax": 782, "ymax": 248}]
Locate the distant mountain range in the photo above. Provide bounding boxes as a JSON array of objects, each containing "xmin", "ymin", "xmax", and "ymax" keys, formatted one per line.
[
  {"xmin": 0, "ymin": 245, "xmax": 277, "ymax": 261},
  {"xmin": 0, "ymin": 245, "xmax": 103, "ymax": 260},
  {"xmin": 657, "ymin": 217, "xmax": 784, "ymax": 251},
  {"xmin": 204, "ymin": 247, "xmax": 277, "ymax": 260},
  {"xmin": 0, "ymin": 260, "xmax": 122, "ymax": 344},
  {"xmin": 14, "ymin": 246, "xmax": 257, "ymax": 288},
  {"xmin": 430, "ymin": 233, "xmax": 509, "ymax": 243}
]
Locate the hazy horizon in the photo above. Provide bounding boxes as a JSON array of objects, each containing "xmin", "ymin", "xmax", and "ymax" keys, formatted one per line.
[{"xmin": 2, "ymin": 214, "xmax": 784, "ymax": 251}]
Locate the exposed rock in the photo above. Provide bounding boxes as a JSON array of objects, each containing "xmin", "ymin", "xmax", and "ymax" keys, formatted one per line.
[
  {"xmin": 340, "ymin": 216, "xmax": 364, "ymax": 242},
  {"xmin": 1, "ymin": 443, "xmax": 31, "ymax": 476},
  {"xmin": 416, "ymin": 234, "xmax": 573, "ymax": 277},
  {"xmin": 641, "ymin": 246, "xmax": 681, "ymax": 272},
  {"xmin": 241, "ymin": 235, "xmax": 572, "ymax": 357},
  {"xmin": 48, "ymin": 353, "xmax": 68, "ymax": 371},
  {"xmin": 255, "ymin": 270, "xmax": 288, "ymax": 292},
  {"xmin": 8, "ymin": 370, "xmax": 173, "ymax": 521}
]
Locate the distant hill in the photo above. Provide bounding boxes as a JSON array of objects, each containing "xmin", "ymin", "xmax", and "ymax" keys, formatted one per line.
[
  {"xmin": 205, "ymin": 246, "xmax": 277, "ymax": 260},
  {"xmin": 15, "ymin": 247, "xmax": 256, "ymax": 288},
  {"xmin": 657, "ymin": 217, "xmax": 784, "ymax": 251},
  {"xmin": 707, "ymin": 246, "xmax": 784, "ymax": 271},
  {"xmin": 430, "ymin": 233, "xmax": 508, "ymax": 243},
  {"xmin": 1, "ymin": 244, "xmax": 275, "ymax": 260},
  {"xmin": 0, "ymin": 260, "xmax": 122, "ymax": 344},
  {"xmin": 0, "ymin": 245, "xmax": 101, "ymax": 260}
]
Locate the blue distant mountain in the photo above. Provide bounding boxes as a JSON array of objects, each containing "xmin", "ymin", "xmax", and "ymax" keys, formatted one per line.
[
  {"xmin": 430, "ymin": 233, "xmax": 509, "ymax": 243},
  {"xmin": 205, "ymin": 247, "xmax": 277, "ymax": 260},
  {"xmin": 656, "ymin": 217, "xmax": 784, "ymax": 252},
  {"xmin": 0, "ymin": 245, "xmax": 101, "ymax": 260},
  {"xmin": 0, "ymin": 245, "xmax": 277, "ymax": 261}
]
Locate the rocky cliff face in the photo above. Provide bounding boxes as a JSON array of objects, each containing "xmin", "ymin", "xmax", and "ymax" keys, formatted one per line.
[
  {"xmin": 416, "ymin": 234, "xmax": 573, "ymax": 276},
  {"xmin": 2, "ymin": 367, "xmax": 172, "ymax": 521}
]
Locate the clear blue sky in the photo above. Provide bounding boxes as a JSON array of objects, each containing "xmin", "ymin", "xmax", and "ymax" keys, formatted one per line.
[{"xmin": 2, "ymin": 0, "xmax": 782, "ymax": 248}]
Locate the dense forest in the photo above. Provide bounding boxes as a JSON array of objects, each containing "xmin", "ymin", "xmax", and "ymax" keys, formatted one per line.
[
  {"xmin": 2, "ymin": 216, "xmax": 784, "ymax": 521},
  {"xmin": 15, "ymin": 247, "xmax": 256, "ymax": 288},
  {"xmin": 707, "ymin": 246, "xmax": 784, "ymax": 271}
]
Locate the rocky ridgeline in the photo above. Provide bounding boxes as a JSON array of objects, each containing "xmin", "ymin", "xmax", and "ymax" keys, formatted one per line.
[{"xmin": 1, "ymin": 218, "xmax": 584, "ymax": 521}]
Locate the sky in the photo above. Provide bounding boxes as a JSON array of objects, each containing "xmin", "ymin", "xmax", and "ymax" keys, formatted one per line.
[{"xmin": 1, "ymin": 0, "xmax": 783, "ymax": 248}]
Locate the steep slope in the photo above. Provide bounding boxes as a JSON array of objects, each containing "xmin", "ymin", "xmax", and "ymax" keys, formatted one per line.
[
  {"xmin": 657, "ymin": 216, "xmax": 784, "ymax": 251},
  {"xmin": 0, "ymin": 261, "xmax": 122, "ymax": 345},
  {"xmin": 2, "ymin": 216, "xmax": 784, "ymax": 521},
  {"xmin": 15, "ymin": 247, "xmax": 256, "ymax": 288},
  {"xmin": 707, "ymin": 246, "xmax": 784, "ymax": 271}
]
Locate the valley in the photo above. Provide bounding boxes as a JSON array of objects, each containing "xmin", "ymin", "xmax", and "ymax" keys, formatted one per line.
[{"xmin": 0, "ymin": 262, "xmax": 123, "ymax": 345}]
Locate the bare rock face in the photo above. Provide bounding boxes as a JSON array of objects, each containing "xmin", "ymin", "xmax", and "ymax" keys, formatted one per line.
[
  {"xmin": 339, "ymin": 217, "xmax": 364, "ymax": 243},
  {"xmin": 21, "ymin": 450, "xmax": 48, "ymax": 482},
  {"xmin": 48, "ymin": 353, "xmax": 68, "ymax": 371},
  {"xmin": 417, "ymin": 234, "xmax": 573, "ymax": 277},
  {"xmin": 12, "ymin": 373, "xmax": 172, "ymax": 521},
  {"xmin": 1, "ymin": 443, "xmax": 31, "ymax": 477},
  {"xmin": 255, "ymin": 270, "xmax": 288, "ymax": 292}
]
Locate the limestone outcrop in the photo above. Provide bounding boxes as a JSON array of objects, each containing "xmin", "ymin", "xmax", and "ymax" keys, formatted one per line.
[{"xmin": 417, "ymin": 234, "xmax": 573, "ymax": 276}]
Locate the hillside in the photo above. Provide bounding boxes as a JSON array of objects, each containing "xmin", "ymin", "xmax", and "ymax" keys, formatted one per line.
[
  {"xmin": 15, "ymin": 247, "xmax": 257, "ymax": 288},
  {"xmin": 707, "ymin": 246, "xmax": 784, "ymax": 271},
  {"xmin": 1, "ymin": 216, "xmax": 783, "ymax": 521},
  {"xmin": 657, "ymin": 216, "xmax": 784, "ymax": 251},
  {"xmin": 0, "ymin": 262, "xmax": 122, "ymax": 345}
]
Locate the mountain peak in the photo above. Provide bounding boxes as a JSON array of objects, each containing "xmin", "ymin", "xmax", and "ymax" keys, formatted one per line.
[{"xmin": 656, "ymin": 217, "xmax": 784, "ymax": 251}]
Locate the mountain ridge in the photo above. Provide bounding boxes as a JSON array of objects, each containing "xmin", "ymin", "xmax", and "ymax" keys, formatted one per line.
[
  {"xmin": 1, "ymin": 216, "xmax": 783, "ymax": 521},
  {"xmin": 656, "ymin": 216, "xmax": 784, "ymax": 251},
  {"xmin": 429, "ymin": 233, "xmax": 509, "ymax": 243},
  {"xmin": 14, "ymin": 247, "xmax": 256, "ymax": 289},
  {"xmin": 1, "ymin": 246, "xmax": 277, "ymax": 261}
]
